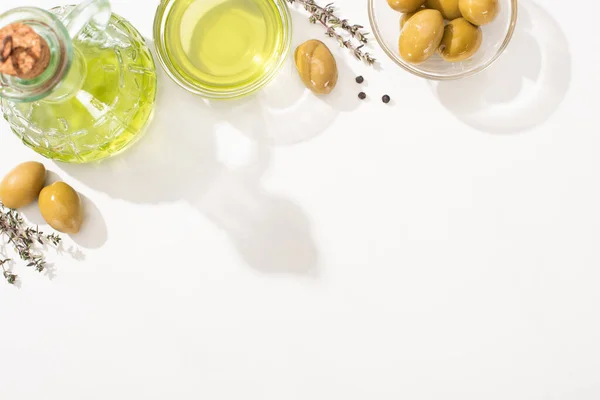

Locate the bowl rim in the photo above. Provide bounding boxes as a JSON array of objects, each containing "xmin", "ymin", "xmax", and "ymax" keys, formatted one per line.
[
  {"xmin": 153, "ymin": 0, "xmax": 292, "ymax": 99},
  {"xmin": 368, "ymin": 0, "xmax": 519, "ymax": 80}
]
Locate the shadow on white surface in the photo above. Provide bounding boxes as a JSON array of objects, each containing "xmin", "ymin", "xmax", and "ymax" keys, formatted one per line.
[
  {"xmin": 431, "ymin": 1, "xmax": 571, "ymax": 134},
  {"xmin": 20, "ymin": 202, "xmax": 45, "ymax": 227},
  {"xmin": 205, "ymin": 7, "xmax": 360, "ymax": 145},
  {"xmin": 217, "ymin": 55, "xmax": 358, "ymax": 145},
  {"xmin": 57, "ymin": 32, "xmax": 348, "ymax": 276},
  {"xmin": 71, "ymin": 193, "xmax": 108, "ymax": 250}
]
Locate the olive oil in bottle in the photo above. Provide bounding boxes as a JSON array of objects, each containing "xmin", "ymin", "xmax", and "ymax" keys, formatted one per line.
[{"xmin": 0, "ymin": 2, "xmax": 157, "ymax": 163}]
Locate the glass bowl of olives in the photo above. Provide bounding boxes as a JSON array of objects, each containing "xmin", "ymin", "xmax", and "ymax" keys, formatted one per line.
[{"xmin": 368, "ymin": 0, "xmax": 518, "ymax": 80}]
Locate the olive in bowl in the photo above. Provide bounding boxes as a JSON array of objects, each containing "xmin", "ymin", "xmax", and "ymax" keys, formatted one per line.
[
  {"xmin": 369, "ymin": 0, "xmax": 517, "ymax": 80},
  {"xmin": 399, "ymin": 9, "xmax": 445, "ymax": 64},
  {"xmin": 459, "ymin": 0, "xmax": 499, "ymax": 26},
  {"xmin": 439, "ymin": 18, "xmax": 482, "ymax": 62},
  {"xmin": 425, "ymin": 0, "xmax": 461, "ymax": 20},
  {"xmin": 387, "ymin": 0, "xmax": 425, "ymax": 13}
]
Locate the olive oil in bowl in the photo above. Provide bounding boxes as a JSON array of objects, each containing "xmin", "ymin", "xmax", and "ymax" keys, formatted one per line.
[{"xmin": 154, "ymin": 0, "xmax": 291, "ymax": 99}]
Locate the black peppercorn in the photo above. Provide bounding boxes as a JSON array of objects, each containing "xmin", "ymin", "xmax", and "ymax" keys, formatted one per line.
[
  {"xmin": 358, "ymin": 92, "xmax": 366, "ymax": 100},
  {"xmin": 355, "ymin": 76, "xmax": 364, "ymax": 84},
  {"xmin": 382, "ymin": 95, "xmax": 391, "ymax": 104}
]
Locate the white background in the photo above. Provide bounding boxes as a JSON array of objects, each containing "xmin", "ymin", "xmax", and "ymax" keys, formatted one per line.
[{"xmin": 1, "ymin": 0, "xmax": 598, "ymax": 399}]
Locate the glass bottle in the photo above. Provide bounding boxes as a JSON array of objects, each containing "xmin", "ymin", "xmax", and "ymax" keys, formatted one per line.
[{"xmin": 0, "ymin": 0, "xmax": 157, "ymax": 163}]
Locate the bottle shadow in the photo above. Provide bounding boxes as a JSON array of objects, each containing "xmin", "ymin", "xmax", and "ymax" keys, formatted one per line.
[
  {"xmin": 430, "ymin": 0, "xmax": 572, "ymax": 134},
  {"xmin": 57, "ymin": 27, "xmax": 363, "ymax": 276}
]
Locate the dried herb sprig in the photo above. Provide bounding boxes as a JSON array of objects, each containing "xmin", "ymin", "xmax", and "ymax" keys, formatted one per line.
[
  {"xmin": 1, "ymin": 259, "xmax": 16, "ymax": 285},
  {"xmin": 0, "ymin": 202, "xmax": 62, "ymax": 285},
  {"xmin": 291, "ymin": 1, "xmax": 371, "ymax": 43},
  {"xmin": 287, "ymin": 0, "xmax": 376, "ymax": 66}
]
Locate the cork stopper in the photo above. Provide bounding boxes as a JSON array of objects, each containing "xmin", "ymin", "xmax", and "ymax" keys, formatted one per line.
[{"xmin": 0, "ymin": 23, "xmax": 50, "ymax": 79}]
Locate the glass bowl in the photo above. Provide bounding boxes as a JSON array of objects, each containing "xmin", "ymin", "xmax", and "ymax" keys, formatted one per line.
[
  {"xmin": 153, "ymin": 0, "xmax": 292, "ymax": 99},
  {"xmin": 368, "ymin": 0, "xmax": 518, "ymax": 80}
]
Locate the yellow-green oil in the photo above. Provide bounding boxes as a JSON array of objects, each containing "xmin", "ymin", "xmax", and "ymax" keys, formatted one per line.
[
  {"xmin": 24, "ymin": 45, "xmax": 155, "ymax": 163},
  {"xmin": 4, "ymin": 14, "xmax": 156, "ymax": 163},
  {"xmin": 164, "ymin": 0, "xmax": 285, "ymax": 90}
]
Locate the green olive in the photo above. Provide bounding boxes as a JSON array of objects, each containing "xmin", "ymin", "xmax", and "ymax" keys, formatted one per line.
[
  {"xmin": 38, "ymin": 182, "xmax": 83, "ymax": 234},
  {"xmin": 425, "ymin": 0, "xmax": 461, "ymax": 20},
  {"xmin": 0, "ymin": 161, "xmax": 46, "ymax": 209},
  {"xmin": 295, "ymin": 40, "xmax": 338, "ymax": 95},
  {"xmin": 458, "ymin": 0, "xmax": 499, "ymax": 25},
  {"xmin": 388, "ymin": 0, "xmax": 426, "ymax": 13},
  {"xmin": 439, "ymin": 18, "xmax": 482, "ymax": 62},
  {"xmin": 400, "ymin": 8, "xmax": 423, "ymax": 29},
  {"xmin": 399, "ymin": 9, "xmax": 444, "ymax": 64}
]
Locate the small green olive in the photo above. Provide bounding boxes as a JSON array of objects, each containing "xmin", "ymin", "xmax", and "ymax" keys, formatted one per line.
[
  {"xmin": 439, "ymin": 18, "xmax": 482, "ymax": 62},
  {"xmin": 400, "ymin": 8, "xmax": 423, "ymax": 29},
  {"xmin": 38, "ymin": 182, "xmax": 84, "ymax": 234},
  {"xmin": 458, "ymin": 0, "xmax": 499, "ymax": 26},
  {"xmin": 425, "ymin": 0, "xmax": 461, "ymax": 20},
  {"xmin": 295, "ymin": 39, "xmax": 338, "ymax": 95},
  {"xmin": 0, "ymin": 161, "xmax": 46, "ymax": 209},
  {"xmin": 387, "ymin": 0, "xmax": 426, "ymax": 13},
  {"xmin": 399, "ymin": 9, "xmax": 445, "ymax": 64}
]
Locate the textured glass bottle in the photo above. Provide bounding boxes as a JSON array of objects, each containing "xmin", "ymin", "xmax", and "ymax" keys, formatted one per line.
[{"xmin": 0, "ymin": 0, "xmax": 157, "ymax": 163}]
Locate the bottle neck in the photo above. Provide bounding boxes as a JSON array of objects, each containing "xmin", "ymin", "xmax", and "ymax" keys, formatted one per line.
[
  {"xmin": 0, "ymin": 7, "xmax": 74, "ymax": 103},
  {"xmin": 43, "ymin": 47, "xmax": 86, "ymax": 103}
]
